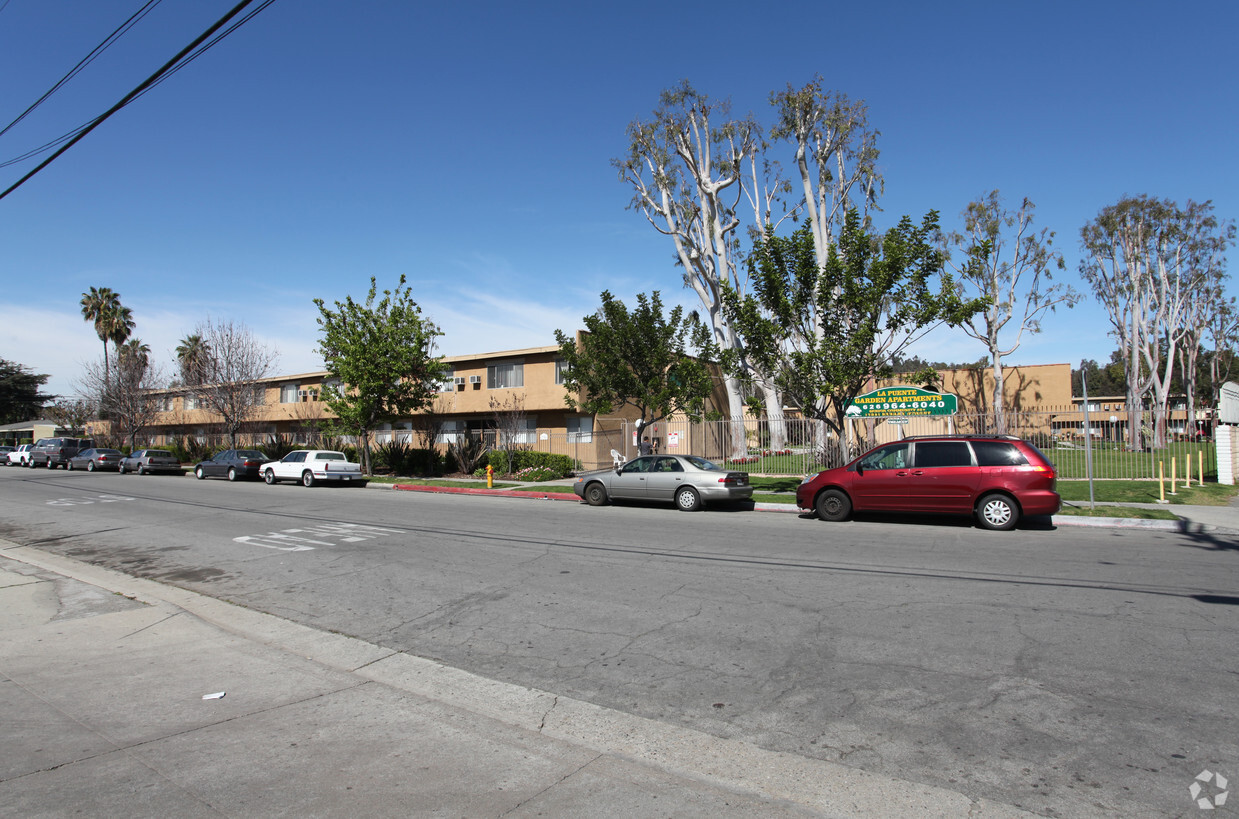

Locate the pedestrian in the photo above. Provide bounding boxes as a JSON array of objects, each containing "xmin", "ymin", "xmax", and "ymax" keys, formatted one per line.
[{"xmin": 638, "ymin": 436, "xmax": 652, "ymax": 457}]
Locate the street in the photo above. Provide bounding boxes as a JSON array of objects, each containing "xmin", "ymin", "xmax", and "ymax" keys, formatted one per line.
[{"xmin": 1, "ymin": 467, "xmax": 1235, "ymax": 817}]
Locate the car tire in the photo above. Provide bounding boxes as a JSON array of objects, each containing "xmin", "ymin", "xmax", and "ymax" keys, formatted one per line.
[
  {"xmin": 195, "ymin": 466, "xmax": 206, "ymax": 480},
  {"xmin": 118, "ymin": 463, "xmax": 126, "ymax": 474},
  {"xmin": 584, "ymin": 482, "xmax": 608, "ymax": 506},
  {"xmin": 264, "ymin": 468, "xmax": 277, "ymax": 485},
  {"xmin": 977, "ymin": 493, "xmax": 1019, "ymax": 531},
  {"xmin": 88, "ymin": 461, "xmax": 97, "ymax": 472},
  {"xmin": 138, "ymin": 466, "xmax": 147, "ymax": 476},
  {"xmin": 66, "ymin": 461, "xmax": 74, "ymax": 471},
  {"xmin": 815, "ymin": 489, "xmax": 851, "ymax": 522},
  {"xmin": 675, "ymin": 486, "xmax": 702, "ymax": 512},
  {"xmin": 302, "ymin": 470, "xmax": 315, "ymax": 488},
  {"xmin": 227, "ymin": 467, "xmax": 238, "ymax": 482}
]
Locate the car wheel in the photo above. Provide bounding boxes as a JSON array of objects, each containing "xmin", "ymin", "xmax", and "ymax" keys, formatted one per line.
[
  {"xmin": 302, "ymin": 470, "xmax": 315, "ymax": 487},
  {"xmin": 584, "ymin": 482, "xmax": 608, "ymax": 506},
  {"xmin": 815, "ymin": 489, "xmax": 851, "ymax": 522},
  {"xmin": 977, "ymin": 493, "xmax": 1019, "ymax": 531},
  {"xmin": 675, "ymin": 486, "xmax": 702, "ymax": 512},
  {"xmin": 138, "ymin": 466, "xmax": 147, "ymax": 476},
  {"xmin": 88, "ymin": 461, "xmax": 96, "ymax": 472},
  {"xmin": 195, "ymin": 466, "xmax": 206, "ymax": 480},
  {"xmin": 66, "ymin": 461, "xmax": 74, "ymax": 471},
  {"xmin": 118, "ymin": 463, "xmax": 126, "ymax": 474},
  {"xmin": 264, "ymin": 468, "xmax": 277, "ymax": 485},
  {"xmin": 227, "ymin": 467, "xmax": 238, "ymax": 482}
]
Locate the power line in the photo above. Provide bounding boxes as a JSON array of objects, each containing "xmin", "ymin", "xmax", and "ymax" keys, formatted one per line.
[
  {"xmin": 0, "ymin": 0, "xmax": 274, "ymax": 201},
  {"xmin": 0, "ymin": 0, "xmax": 165, "ymax": 140}
]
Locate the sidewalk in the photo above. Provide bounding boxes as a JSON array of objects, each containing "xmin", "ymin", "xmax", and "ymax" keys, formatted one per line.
[{"xmin": 0, "ymin": 543, "xmax": 1034, "ymax": 818}]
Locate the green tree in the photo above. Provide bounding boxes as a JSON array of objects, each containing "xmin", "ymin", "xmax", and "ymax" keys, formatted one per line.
[
  {"xmin": 0, "ymin": 358, "xmax": 53, "ymax": 424},
  {"xmin": 721, "ymin": 210, "xmax": 983, "ymax": 461},
  {"xmin": 554, "ymin": 291, "xmax": 715, "ymax": 440},
  {"xmin": 314, "ymin": 276, "xmax": 448, "ymax": 475}
]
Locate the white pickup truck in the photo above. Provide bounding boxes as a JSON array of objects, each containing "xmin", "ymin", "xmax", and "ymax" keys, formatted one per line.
[{"xmin": 261, "ymin": 450, "xmax": 364, "ymax": 487}]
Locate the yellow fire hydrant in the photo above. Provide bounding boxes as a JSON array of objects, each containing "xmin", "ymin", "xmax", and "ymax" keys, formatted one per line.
[{"xmin": 486, "ymin": 463, "xmax": 493, "ymax": 489}]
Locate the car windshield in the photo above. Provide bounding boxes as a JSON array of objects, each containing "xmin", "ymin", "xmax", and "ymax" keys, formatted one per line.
[
  {"xmin": 236, "ymin": 450, "xmax": 264, "ymax": 459},
  {"xmin": 97, "ymin": 449, "xmax": 122, "ymax": 456},
  {"xmin": 683, "ymin": 455, "xmax": 723, "ymax": 471},
  {"xmin": 145, "ymin": 450, "xmax": 171, "ymax": 457}
]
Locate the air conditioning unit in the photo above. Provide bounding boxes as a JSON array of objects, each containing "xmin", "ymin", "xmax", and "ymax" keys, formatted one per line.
[
  {"xmin": 298, "ymin": 389, "xmax": 310, "ymax": 402},
  {"xmin": 454, "ymin": 376, "xmax": 466, "ymax": 391},
  {"xmin": 469, "ymin": 375, "xmax": 482, "ymax": 384}
]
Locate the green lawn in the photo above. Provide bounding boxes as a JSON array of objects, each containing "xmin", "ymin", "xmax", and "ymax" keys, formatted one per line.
[{"xmin": 1056, "ymin": 480, "xmax": 1237, "ymax": 506}]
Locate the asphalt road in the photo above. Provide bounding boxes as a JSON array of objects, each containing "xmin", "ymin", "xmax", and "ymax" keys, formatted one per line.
[{"xmin": 1, "ymin": 467, "xmax": 1235, "ymax": 817}]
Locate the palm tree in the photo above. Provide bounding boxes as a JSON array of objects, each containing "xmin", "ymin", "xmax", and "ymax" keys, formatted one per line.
[
  {"xmin": 175, "ymin": 333, "xmax": 212, "ymax": 386},
  {"xmin": 80, "ymin": 287, "xmax": 121, "ymax": 380},
  {"xmin": 118, "ymin": 339, "xmax": 151, "ymax": 374},
  {"xmin": 105, "ymin": 305, "xmax": 136, "ymax": 358}
]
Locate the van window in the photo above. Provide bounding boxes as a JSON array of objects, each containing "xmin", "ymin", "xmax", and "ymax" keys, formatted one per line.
[
  {"xmin": 971, "ymin": 441, "xmax": 1028, "ymax": 466},
  {"xmin": 913, "ymin": 441, "xmax": 972, "ymax": 468}
]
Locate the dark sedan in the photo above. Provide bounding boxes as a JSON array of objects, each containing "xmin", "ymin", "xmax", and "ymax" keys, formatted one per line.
[
  {"xmin": 119, "ymin": 449, "xmax": 183, "ymax": 475},
  {"xmin": 67, "ymin": 448, "xmax": 123, "ymax": 472},
  {"xmin": 194, "ymin": 449, "xmax": 272, "ymax": 481}
]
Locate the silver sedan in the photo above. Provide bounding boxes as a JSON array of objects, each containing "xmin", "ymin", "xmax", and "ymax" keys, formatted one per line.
[{"xmin": 573, "ymin": 454, "xmax": 752, "ymax": 511}]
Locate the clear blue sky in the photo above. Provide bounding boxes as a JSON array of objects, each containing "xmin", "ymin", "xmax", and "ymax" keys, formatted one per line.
[{"xmin": 2, "ymin": 0, "xmax": 1236, "ymax": 399}]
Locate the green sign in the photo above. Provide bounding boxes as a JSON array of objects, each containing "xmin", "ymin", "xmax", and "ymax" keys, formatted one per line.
[{"xmin": 845, "ymin": 386, "xmax": 957, "ymax": 418}]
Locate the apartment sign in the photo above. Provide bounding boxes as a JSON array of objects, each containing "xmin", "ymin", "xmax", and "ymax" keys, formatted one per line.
[{"xmin": 845, "ymin": 386, "xmax": 958, "ymax": 418}]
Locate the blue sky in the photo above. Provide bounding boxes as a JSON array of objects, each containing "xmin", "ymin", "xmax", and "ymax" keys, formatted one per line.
[{"xmin": 2, "ymin": 0, "xmax": 1236, "ymax": 398}]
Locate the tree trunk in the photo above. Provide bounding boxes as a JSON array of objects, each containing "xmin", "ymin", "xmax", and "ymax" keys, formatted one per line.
[
  {"xmin": 759, "ymin": 380, "xmax": 787, "ymax": 450},
  {"xmin": 991, "ymin": 347, "xmax": 1006, "ymax": 435}
]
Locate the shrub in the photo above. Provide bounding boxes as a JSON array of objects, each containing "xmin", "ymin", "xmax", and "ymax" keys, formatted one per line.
[
  {"xmin": 374, "ymin": 440, "xmax": 444, "ymax": 476},
  {"xmin": 486, "ymin": 450, "xmax": 573, "ymax": 478},
  {"xmin": 514, "ymin": 465, "xmax": 558, "ymax": 482}
]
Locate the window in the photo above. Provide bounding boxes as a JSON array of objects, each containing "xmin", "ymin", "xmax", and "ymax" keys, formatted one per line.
[
  {"xmin": 566, "ymin": 415, "xmax": 593, "ymax": 443},
  {"xmin": 280, "ymin": 383, "xmax": 299, "ymax": 403},
  {"xmin": 913, "ymin": 441, "xmax": 973, "ymax": 468},
  {"xmin": 859, "ymin": 443, "xmax": 908, "ymax": 471},
  {"xmin": 487, "ymin": 361, "xmax": 524, "ymax": 389},
  {"xmin": 971, "ymin": 441, "xmax": 1028, "ymax": 467},
  {"xmin": 437, "ymin": 420, "xmax": 461, "ymax": 444},
  {"xmin": 184, "ymin": 394, "xmax": 199, "ymax": 411},
  {"xmin": 555, "ymin": 358, "xmax": 567, "ymax": 385},
  {"xmin": 510, "ymin": 417, "xmax": 537, "ymax": 445},
  {"xmin": 253, "ymin": 386, "xmax": 266, "ymax": 405},
  {"xmin": 438, "ymin": 372, "xmax": 456, "ymax": 393}
]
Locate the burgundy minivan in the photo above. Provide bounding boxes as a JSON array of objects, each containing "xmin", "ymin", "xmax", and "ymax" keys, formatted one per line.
[{"xmin": 795, "ymin": 435, "xmax": 1060, "ymax": 530}]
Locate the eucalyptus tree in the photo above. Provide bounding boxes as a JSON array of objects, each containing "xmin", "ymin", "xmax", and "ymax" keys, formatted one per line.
[
  {"xmin": 1081, "ymin": 196, "xmax": 1234, "ymax": 448},
  {"xmin": 314, "ymin": 275, "xmax": 448, "ymax": 475},
  {"xmin": 943, "ymin": 191, "xmax": 1078, "ymax": 433},
  {"xmin": 614, "ymin": 81, "xmax": 765, "ymax": 455}
]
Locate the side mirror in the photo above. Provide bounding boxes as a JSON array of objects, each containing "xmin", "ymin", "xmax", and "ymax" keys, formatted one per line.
[{"xmin": 855, "ymin": 463, "xmax": 864, "ymax": 476}]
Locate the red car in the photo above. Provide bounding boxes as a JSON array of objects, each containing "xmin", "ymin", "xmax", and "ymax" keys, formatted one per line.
[{"xmin": 795, "ymin": 435, "xmax": 1060, "ymax": 531}]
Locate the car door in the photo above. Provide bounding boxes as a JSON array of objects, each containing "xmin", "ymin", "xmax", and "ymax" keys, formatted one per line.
[
  {"xmin": 643, "ymin": 457, "xmax": 686, "ymax": 501},
  {"xmin": 849, "ymin": 443, "xmax": 912, "ymax": 510},
  {"xmin": 609, "ymin": 456, "xmax": 656, "ymax": 500},
  {"xmin": 907, "ymin": 441, "xmax": 978, "ymax": 512},
  {"xmin": 206, "ymin": 450, "xmax": 233, "ymax": 477},
  {"xmin": 274, "ymin": 451, "xmax": 306, "ymax": 479}
]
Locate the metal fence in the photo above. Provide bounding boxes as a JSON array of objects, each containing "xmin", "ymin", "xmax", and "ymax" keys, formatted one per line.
[{"xmin": 602, "ymin": 411, "xmax": 1221, "ymax": 482}]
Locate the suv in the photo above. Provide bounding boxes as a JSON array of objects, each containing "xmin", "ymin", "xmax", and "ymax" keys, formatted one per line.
[
  {"xmin": 29, "ymin": 437, "xmax": 94, "ymax": 469},
  {"xmin": 795, "ymin": 435, "xmax": 1060, "ymax": 531}
]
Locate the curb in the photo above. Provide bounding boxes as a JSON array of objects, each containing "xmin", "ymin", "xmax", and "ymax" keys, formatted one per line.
[{"xmin": 365, "ymin": 482, "xmax": 1230, "ymax": 532}]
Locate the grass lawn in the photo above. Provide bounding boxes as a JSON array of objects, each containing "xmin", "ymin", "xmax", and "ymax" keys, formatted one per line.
[
  {"xmin": 366, "ymin": 476, "xmax": 519, "ymax": 489},
  {"xmin": 1055, "ymin": 504, "xmax": 1178, "ymax": 520},
  {"xmin": 1056, "ymin": 480, "xmax": 1238, "ymax": 506}
]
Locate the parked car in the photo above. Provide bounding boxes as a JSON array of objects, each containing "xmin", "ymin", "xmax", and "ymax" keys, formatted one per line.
[
  {"xmin": 119, "ymin": 449, "xmax": 182, "ymax": 475},
  {"xmin": 573, "ymin": 454, "xmax": 753, "ymax": 511},
  {"xmin": 6, "ymin": 444, "xmax": 34, "ymax": 466},
  {"xmin": 67, "ymin": 448, "xmax": 123, "ymax": 472},
  {"xmin": 262, "ymin": 450, "xmax": 363, "ymax": 487},
  {"xmin": 194, "ymin": 449, "xmax": 272, "ymax": 481},
  {"xmin": 0, "ymin": 446, "xmax": 12, "ymax": 459},
  {"xmin": 795, "ymin": 434, "xmax": 1061, "ymax": 531},
  {"xmin": 30, "ymin": 437, "xmax": 94, "ymax": 469}
]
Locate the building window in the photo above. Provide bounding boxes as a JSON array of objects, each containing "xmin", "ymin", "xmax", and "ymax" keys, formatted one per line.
[
  {"xmin": 253, "ymin": 386, "xmax": 266, "ymax": 405},
  {"xmin": 437, "ymin": 420, "xmax": 461, "ymax": 444},
  {"xmin": 555, "ymin": 358, "xmax": 567, "ymax": 385},
  {"xmin": 487, "ymin": 361, "xmax": 524, "ymax": 389},
  {"xmin": 184, "ymin": 394, "xmax": 198, "ymax": 411},
  {"xmin": 280, "ymin": 383, "xmax": 299, "ymax": 403},
  {"xmin": 566, "ymin": 415, "xmax": 593, "ymax": 443},
  {"xmin": 439, "ymin": 371, "xmax": 456, "ymax": 393}
]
